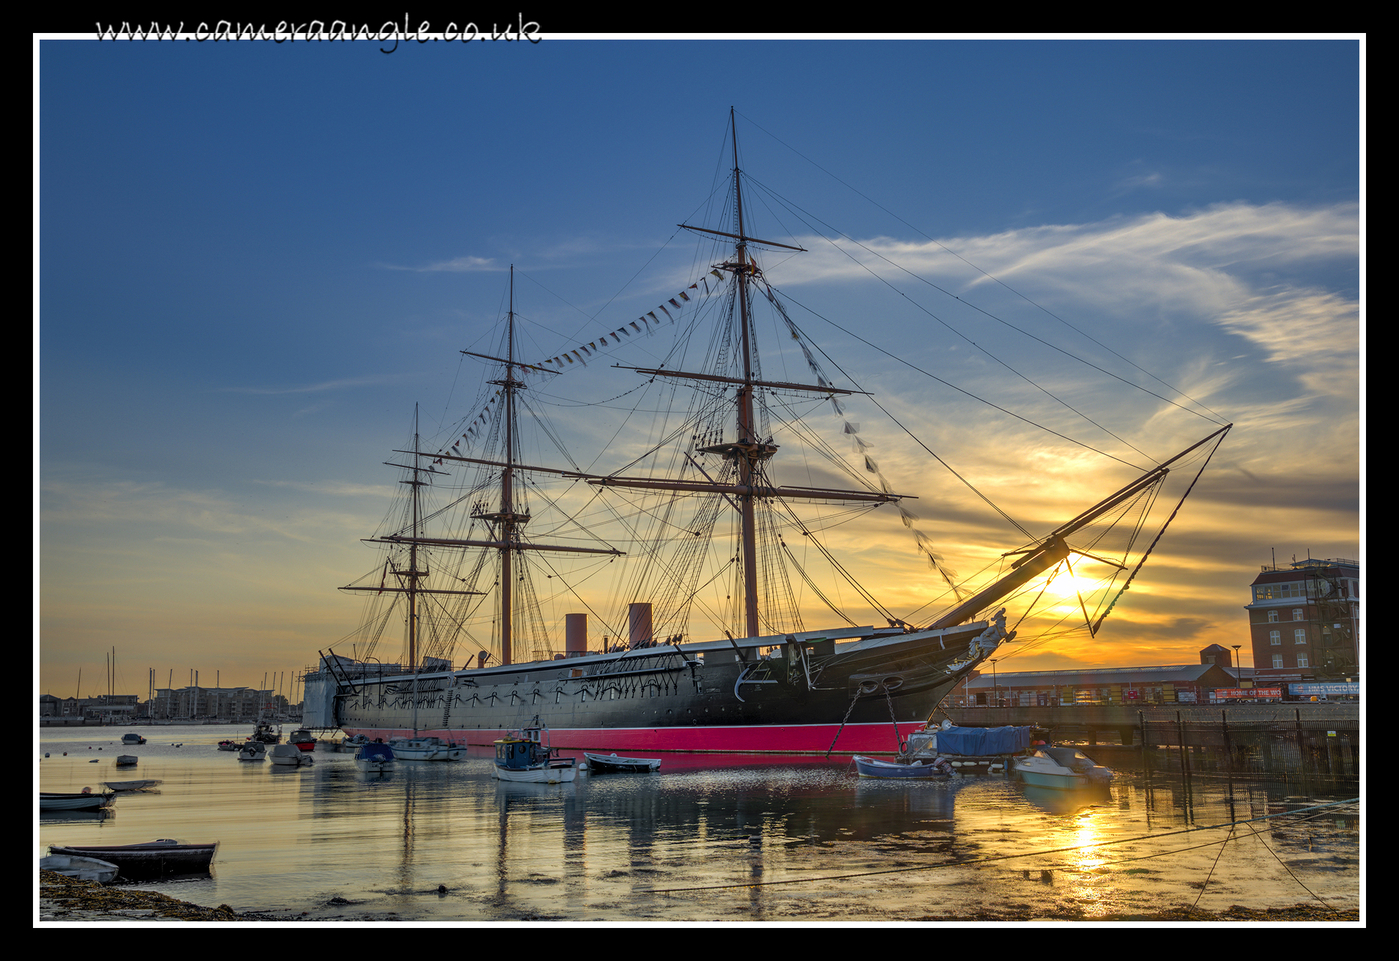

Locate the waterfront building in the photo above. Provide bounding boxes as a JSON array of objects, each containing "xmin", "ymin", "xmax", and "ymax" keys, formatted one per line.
[
  {"xmin": 1244, "ymin": 555, "xmax": 1359, "ymax": 686},
  {"xmin": 954, "ymin": 646, "xmax": 1240, "ymax": 707},
  {"xmin": 149, "ymin": 686, "xmax": 285, "ymax": 721}
]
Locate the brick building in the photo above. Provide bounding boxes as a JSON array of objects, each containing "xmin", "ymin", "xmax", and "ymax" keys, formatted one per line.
[{"xmin": 1244, "ymin": 555, "xmax": 1359, "ymax": 686}]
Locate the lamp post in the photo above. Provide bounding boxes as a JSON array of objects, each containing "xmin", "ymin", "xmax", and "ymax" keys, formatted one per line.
[{"xmin": 990, "ymin": 658, "xmax": 999, "ymax": 708}]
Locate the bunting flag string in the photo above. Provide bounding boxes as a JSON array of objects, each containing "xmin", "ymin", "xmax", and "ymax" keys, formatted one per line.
[
  {"xmin": 431, "ymin": 270, "xmax": 728, "ymax": 466},
  {"xmin": 534, "ymin": 269, "xmax": 725, "ymax": 372},
  {"xmin": 758, "ymin": 279, "xmax": 964, "ymax": 601}
]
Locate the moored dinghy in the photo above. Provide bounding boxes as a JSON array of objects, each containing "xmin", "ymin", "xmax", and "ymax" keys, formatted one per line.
[
  {"xmin": 852, "ymin": 754, "xmax": 956, "ymax": 779},
  {"xmin": 105, "ymin": 779, "xmax": 160, "ymax": 791},
  {"xmin": 47, "ymin": 839, "xmax": 217, "ymax": 879},
  {"xmin": 40, "ymin": 790, "xmax": 116, "ymax": 811},
  {"xmin": 583, "ymin": 752, "xmax": 661, "ymax": 773},
  {"xmin": 40, "ymin": 854, "xmax": 120, "ymax": 883}
]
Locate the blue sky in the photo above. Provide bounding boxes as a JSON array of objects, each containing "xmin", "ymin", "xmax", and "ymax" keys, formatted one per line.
[{"xmin": 37, "ymin": 35, "xmax": 1362, "ymax": 699}]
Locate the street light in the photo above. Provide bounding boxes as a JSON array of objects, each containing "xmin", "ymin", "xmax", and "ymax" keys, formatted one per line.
[{"xmin": 990, "ymin": 658, "xmax": 999, "ymax": 708}]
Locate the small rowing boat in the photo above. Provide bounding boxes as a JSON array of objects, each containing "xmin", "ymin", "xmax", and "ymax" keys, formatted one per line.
[
  {"xmin": 40, "ymin": 854, "xmax": 120, "ymax": 883},
  {"xmin": 47, "ymin": 839, "xmax": 217, "ymax": 879},
  {"xmin": 40, "ymin": 790, "xmax": 116, "ymax": 811},
  {"xmin": 583, "ymin": 752, "xmax": 661, "ymax": 773}
]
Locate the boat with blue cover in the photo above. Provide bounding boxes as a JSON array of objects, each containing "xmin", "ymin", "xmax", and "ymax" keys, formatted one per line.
[{"xmin": 354, "ymin": 740, "xmax": 395, "ymax": 772}]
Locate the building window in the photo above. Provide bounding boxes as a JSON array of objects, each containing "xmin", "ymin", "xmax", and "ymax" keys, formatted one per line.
[
  {"xmin": 1294, "ymin": 629, "xmax": 1307, "ymax": 645},
  {"xmin": 1267, "ymin": 610, "xmax": 1278, "ymax": 623},
  {"xmin": 1297, "ymin": 653, "xmax": 1310, "ymax": 668},
  {"xmin": 1269, "ymin": 631, "xmax": 1281, "ymax": 646},
  {"xmin": 1292, "ymin": 608, "xmax": 1304, "ymax": 621},
  {"xmin": 1272, "ymin": 654, "xmax": 1284, "ymax": 669}
]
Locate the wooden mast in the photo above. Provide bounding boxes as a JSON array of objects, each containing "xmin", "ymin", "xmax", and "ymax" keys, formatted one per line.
[{"xmin": 593, "ymin": 108, "xmax": 899, "ymax": 643}]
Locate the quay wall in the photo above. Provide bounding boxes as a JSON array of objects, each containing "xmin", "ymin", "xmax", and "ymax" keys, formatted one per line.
[{"xmin": 944, "ymin": 703, "xmax": 1359, "ymax": 777}]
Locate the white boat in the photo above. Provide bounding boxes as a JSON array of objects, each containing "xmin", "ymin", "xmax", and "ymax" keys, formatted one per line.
[
  {"xmin": 583, "ymin": 752, "xmax": 661, "ymax": 773},
  {"xmin": 1013, "ymin": 747, "xmax": 1113, "ymax": 790},
  {"xmin": 40, "ymin": 854, "xmax": 120, "ymax": 883},
  {"xmin": 237, "ymin": 742, "xmax": 266, "ymax": 761},
  {"xmin": 269, "ymin": 743, "xmax": 314, "ymax": 766},
  {"xmin": 390, "ymin": 735, "xmax": 466, "ymax": 761},
  {"xmin": 354, "ymin": 741, "xmax": 395, "ymax": 772},
  {"xmin": 120, "ymin": 732, "xmax": 146, "ymax": 745},
  {"xmin": 494, "ymin": 722, "xmax": 577, "ymax": 783}
]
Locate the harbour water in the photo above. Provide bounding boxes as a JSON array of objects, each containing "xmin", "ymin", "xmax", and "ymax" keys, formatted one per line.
[{"xmin": 38, "ymin": 724, "xmax": 1360, "ymax": 924}]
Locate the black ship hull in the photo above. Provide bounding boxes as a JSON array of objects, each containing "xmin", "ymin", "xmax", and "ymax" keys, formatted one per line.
[{"xmin": 304, "ymin": 618, "xmax": 1006, "ymax": 755}]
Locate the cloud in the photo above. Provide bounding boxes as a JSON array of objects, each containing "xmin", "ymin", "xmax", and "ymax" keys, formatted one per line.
[{"xmin": 385, "ymin": 255, "xmax": 499, "ymax": 273}]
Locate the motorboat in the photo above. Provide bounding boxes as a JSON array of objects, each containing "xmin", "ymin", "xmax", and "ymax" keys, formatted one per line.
[
  {"xmin": 40, "ymin": 790, "xmax": 116, "ymax": 812},
  {"xmin": 493, "ymin": 722, "xmax": 576, "ymax": 784},
  {"xmin": 217, "ymin": 738, "xmax": 241, "ymax": 751},
  {"xmin": 237, "ymin": 742, "xmax": 266, "ymax": 762},
  {"xmin": 115, "ymin": 755, "xmax": 138, "ymax": 767},
  {"xmin": 354, "ymin": 740, "xmax": 395, "ymax": 772},
  {"xmin": 40, "ymin": 854, "xmax": 120, "ymax": 883},
  {"xmin": 47, "ymin": 839, "xmax": 217, "ymax": 879},
  {"xmin": 583, "ymin": 752, "xmax": 661, "ymax": 773},
  {"xmin": 1012, "ymin": 747, "xmax": 1113, "ymax": 790},
  {"xmin": 248, "ymin": 719, "xmax": 281, "ymax": 744},
  {"xmin": 120, "ymin": 733, "xmax": 146, "ymax": 745},
  {"xmin": 390, "ymin": 736, "xmax": 466, "ymax": 761},
  {"xmin": 852, "ymin": 754, "xmax": 956, "ymax": 779},
  {"xmin": 269, "ymin": 743, "xmax": 314, "ymax": 766},
  {"xmin": 289, "ymin": 728, "xmax": 317, "ymax": 752}
]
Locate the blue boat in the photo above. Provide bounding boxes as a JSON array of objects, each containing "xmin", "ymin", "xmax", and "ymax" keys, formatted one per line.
[{"xmin": 853, "ymin": 754, "xmax": 956, "ymax": 779}]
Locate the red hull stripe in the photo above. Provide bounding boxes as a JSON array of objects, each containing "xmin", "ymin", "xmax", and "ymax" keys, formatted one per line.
[{"xmin": 344, "ymin": 722, "xmax": 914, "ymax": 755}]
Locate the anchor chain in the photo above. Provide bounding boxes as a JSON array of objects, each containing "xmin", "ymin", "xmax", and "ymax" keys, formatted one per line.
[{"xmin": 824, "ymin": 675, "xmax": 907, "ymax": 757}]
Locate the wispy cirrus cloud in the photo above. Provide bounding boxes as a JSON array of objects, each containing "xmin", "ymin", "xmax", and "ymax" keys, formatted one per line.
[{"xmin": 382, "ymin": 255, "xmax": 499, "ymax": 273}]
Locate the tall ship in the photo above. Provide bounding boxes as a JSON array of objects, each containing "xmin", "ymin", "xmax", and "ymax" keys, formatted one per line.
[{"xmin": 302, "ymin": 112, "xmax": 1229, "ymax": 755}]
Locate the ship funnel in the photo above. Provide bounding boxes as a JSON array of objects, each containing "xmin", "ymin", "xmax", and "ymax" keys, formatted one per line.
[
  {"xmin": 566, "ymin": 613, "xmax": 588, "ymax": 657},
  {"xmin": 628, "ymin": 603, "xmax": 653, "ymax": 649}
]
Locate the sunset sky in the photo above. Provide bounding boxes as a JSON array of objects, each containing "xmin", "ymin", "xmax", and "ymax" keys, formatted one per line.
[{"xmin": 36, "ymin": 35, "xmax": 1361, "ymax": 702}]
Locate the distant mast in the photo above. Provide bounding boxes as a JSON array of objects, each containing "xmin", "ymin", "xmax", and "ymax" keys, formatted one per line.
[{"xmin": 374, "ymin": 265, "xmax": 623, "ymax": 669}]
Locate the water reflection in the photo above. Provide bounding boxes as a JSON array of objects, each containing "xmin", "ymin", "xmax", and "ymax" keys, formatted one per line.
[{"xmin": 38, "ymin": 726, "xmax": 1359, "ymax": 921}]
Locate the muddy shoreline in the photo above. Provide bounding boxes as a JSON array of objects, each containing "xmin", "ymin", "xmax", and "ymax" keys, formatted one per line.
[{"xmin": 39, "ymin": 871, "xmax": 1359, "ymax": 924}]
